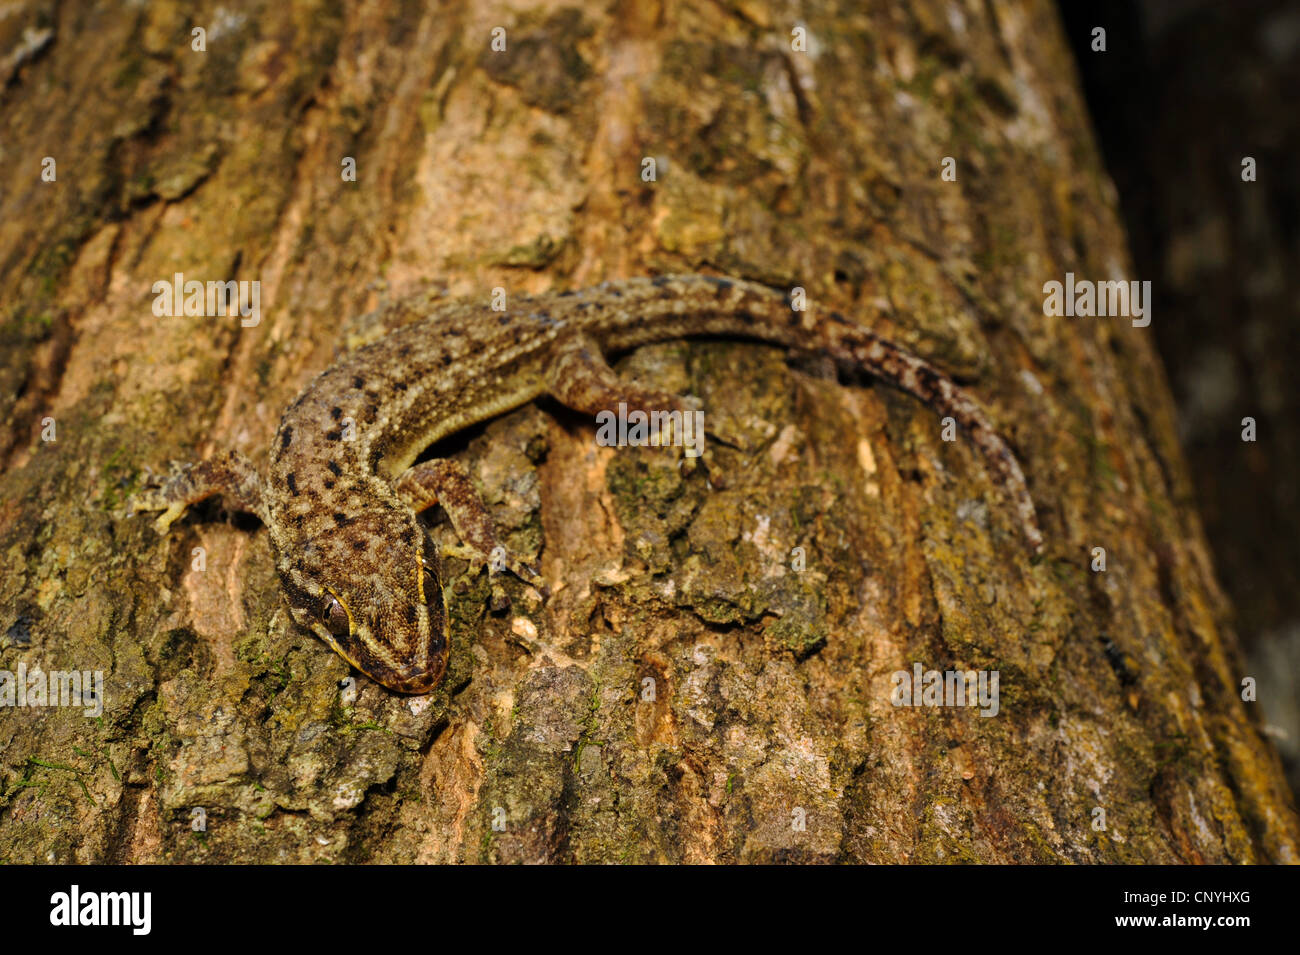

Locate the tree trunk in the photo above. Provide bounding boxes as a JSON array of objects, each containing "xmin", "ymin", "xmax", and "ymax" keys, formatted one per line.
[{"xmin": 0, "ymin": 0, "xmax": 1295, "ymax": 863}]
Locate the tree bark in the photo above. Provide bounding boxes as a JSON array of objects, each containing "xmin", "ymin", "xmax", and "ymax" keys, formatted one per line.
[{"xmin": 0, "ymin": 0, "xmax": 1295, "ymax": 863}]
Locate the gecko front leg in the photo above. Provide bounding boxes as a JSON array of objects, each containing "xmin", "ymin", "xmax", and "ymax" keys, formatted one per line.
[
  {"xmin": 394, "ymin": 457, "xmax": 546, "ymax": 609},
  {"xmin": 128, "ymin": 450, "xmax": 269, "ymax": 533}
]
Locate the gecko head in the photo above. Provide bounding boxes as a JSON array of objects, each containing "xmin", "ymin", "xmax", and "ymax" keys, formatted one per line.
[{"xmin": 279, "ymin": 506, "xmax": 449, "ymax": 694}]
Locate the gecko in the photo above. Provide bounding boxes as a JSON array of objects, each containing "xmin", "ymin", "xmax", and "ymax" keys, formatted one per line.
[{"xmin": 130, "ymin": 274, "xmax": 1043, "ymax": 693}]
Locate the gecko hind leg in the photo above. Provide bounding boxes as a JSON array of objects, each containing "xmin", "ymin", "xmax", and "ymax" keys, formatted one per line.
[
  {"xmin": 128, "ymin": 450, "xmax": 268, "ymax": 533},
  {"xmin": 544, "ymin": 334, "xmax": 709, "ymax": 468},
  {"xmin": 394, "ymin": 458, "xmax": 547, "ymax": 610}
]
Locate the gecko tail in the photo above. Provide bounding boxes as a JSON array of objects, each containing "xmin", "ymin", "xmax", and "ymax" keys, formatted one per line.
[
  {"xmin": 545, "ymin": 274, "xmax": 1043, "ymax": 554},
  {"xmin": 824, "ymin": 321, "xmax": 1044, "ymax": 555}
]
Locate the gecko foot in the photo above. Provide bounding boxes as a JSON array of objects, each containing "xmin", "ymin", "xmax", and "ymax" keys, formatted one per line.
[{"xmin": 128, "ymin": 451, "xmax": 269, "ymax": 532}]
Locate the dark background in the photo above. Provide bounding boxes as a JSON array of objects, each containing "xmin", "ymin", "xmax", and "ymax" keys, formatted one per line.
[{"xmin": 1060, "ymin": 0, "xmax": 1300, "ymax": 796}]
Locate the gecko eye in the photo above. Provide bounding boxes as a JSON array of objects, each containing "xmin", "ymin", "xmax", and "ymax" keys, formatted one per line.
[
  {"xmin": 322, "ymin": 595, "xmax": 351, "ymax": 638},
  {"xmin": 421, "ymin": 567, "xmax": 439, "ymax": 605}
]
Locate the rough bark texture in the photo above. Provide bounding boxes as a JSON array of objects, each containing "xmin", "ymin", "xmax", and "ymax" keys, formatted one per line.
[
  {"xmin": 1, "ymin": 0, "xmax": 1296, "ymax": 863},
  {"xmin": 1062, "ymin": 0, "xmax": 1300, "ymax": 799}
]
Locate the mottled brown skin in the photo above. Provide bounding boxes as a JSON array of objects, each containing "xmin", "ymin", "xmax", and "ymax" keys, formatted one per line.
[{"xmin": 132, "ymin": 274, "xmax": 1042, "ymax": 693}]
